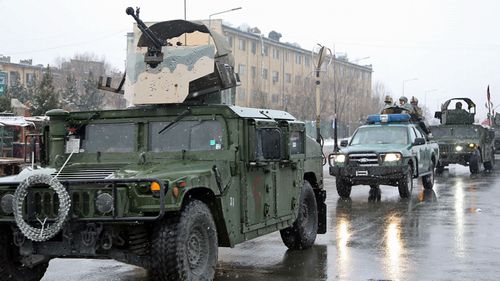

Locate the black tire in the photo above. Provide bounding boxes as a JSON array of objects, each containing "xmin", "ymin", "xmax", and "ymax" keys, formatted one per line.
[
  {"xmin": 398, "ymin": 166, "xmax": 413, "ymax": 199},
  {"xmin": 280, "ymin": 181, "xmax": 318, "ymax": 250},
  {"xmin": 422, "ymin": 162, "xmax": 435, "ymax": 190},
  {"xmin": 150, "ymin": 200, "xmax": 218, "ymax": 281},
  {"xmin": 336, "ymin": 177, "xmax": 352, "ymax": 198},
  {"xmin": 469, "ymin": 150, "xmax": 481, "ymax": 174},
  {"xmin": 484, "ymin": 149, "xmax": 495, "ymax": 171},
  {"xmin": 0, "ymin": 231, "xmax": 48, "ymax": 281}
]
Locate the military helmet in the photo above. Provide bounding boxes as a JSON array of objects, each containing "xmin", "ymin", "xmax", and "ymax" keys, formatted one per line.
[
  {"xmin": 410, "ymin": 96, "xmax": 418, "ymax": 104},
  {"xmin": 399, "ymin": 96, "xmax": 408, "ymax": 103},
  {"xmin": 384, "ymin": 95, "xmax": 393, "ymax": 104}
]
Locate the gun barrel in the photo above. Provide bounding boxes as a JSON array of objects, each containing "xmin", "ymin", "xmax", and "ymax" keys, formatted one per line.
[{"xmin": 126, "ymin": 7, "xmax": 164, "ymax": 50}]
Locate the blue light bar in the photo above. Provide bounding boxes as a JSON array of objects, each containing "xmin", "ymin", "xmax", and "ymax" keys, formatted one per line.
[{"xmin": 367, "ymin": 114, "xmax": 411, "ymax": 124}]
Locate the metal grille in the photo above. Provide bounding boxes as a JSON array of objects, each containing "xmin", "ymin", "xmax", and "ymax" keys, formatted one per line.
[
  {"xmin": 348, "ymin": 153, "xmax": 379, "ymax": 167},
  {"xmin": 439, "ymin": 144, "xmax": 453, "ymax": 154},
  {"xmin": 51, "ymin": 168, "xmax": 117, "ymax": 180}
]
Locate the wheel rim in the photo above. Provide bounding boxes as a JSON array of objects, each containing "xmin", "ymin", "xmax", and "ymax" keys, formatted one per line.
[{"xmin": 187, "ymin": 226, "xmax": 209, "ymax": 274}]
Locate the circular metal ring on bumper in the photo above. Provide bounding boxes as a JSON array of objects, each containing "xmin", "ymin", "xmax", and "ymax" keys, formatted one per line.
[{"xmin": 13, "ymin": 174, "xmax": 71, "ymax": 242}]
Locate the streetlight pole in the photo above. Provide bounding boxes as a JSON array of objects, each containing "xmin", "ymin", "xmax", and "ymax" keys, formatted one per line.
[
  {"xmin": 402, "ymin": 78, "xmax": 418, "ymax": 97},
  {"xmin": 208, "ymin": 7, "xmax": 242, "ymax": 34}
]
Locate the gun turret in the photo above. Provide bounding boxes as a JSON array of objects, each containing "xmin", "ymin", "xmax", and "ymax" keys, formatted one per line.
[
  {"xmin": 126, "ymin": 7, "xmax": 164, "ymax": 68},
  {"xmin": 124, "ymin": 8, "xmax": 240, "ymax": 105}
]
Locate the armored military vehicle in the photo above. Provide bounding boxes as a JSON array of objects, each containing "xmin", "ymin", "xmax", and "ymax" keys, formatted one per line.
[
  {"xmin": 431, "ymin": 98, "xmax": 495, "ymax": 174},
  {"xmin": 329, "ymin": 113, "xmax": 439, "ymax": 199},
  {"xmin": 0, "ymin": 8, "xmax": 326, "ymax": 281}
]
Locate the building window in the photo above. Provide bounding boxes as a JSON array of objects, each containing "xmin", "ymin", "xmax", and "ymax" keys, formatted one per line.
[
  {"xmin": 295, "ymin": 75, "xmax": 302, "ymax": 85},
  {"xmin": 271, "ymin": 94, "xmax": 279, "ymax": 103},
  {"xmin": 26, "ymin": 73, "xmax": 35, "ymax": 86},
  {"xmin": 251, "ymin": 66, "xmax": 256, "ymax": 79},
  {"xmin": 251, "ymin": 41, "xmax": 257, "ymax": 54},
  {"xmin": 305, "ymin": 56, "xmax": 310, "ymax": 67},
  {"xmin": 285, "ymin": 73, "xmax": 291, "ymax": 83},
  {"xmin": 272, "ymin": 48, "xmax": 280, "ymax": 59},
  {"xmin": 238, "ymin": 88, "xmax": 246, "ymax": 101},
  {"xmin": 263, "ymin": 45, "xmax": 269, "ymax": 56},
  {"xmin": 9, "ymin": 71, "xmax": 19, "ymax": 87},
  {"xmin": 262, "ymin": 68, "xmax": 268, "ymax": 79},
  {"xmin": 227, "ymin": 36, "xmax": 233, "ymax": 47},
  {"xmin": 238, "ymin": 64, "xmax": 246, "ymax": 75},
  {"xmin": 272, "ymin": 71, "xmax": 279, "ymax": 83},
  {"xmin": 239, "ymin": 39, "xmax": 246, "ymax": 51},
  {"xmin": 295, "ymin": 54, "xmax": 302, "ymax": 64},
  {"xmin": 285, "ymin": 51, "xmax": 289, "ymax": 62}
]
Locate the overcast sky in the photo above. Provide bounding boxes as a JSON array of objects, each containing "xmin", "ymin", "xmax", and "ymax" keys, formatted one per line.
[{"xmin": 2, "ymin": 0, "xmax": 500, "ymax": 117}]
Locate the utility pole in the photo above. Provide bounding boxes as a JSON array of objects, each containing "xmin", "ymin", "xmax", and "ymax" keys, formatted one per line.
[{"xmin": 313, "ymin": 44, "xmax": 331, "ymax": 145}]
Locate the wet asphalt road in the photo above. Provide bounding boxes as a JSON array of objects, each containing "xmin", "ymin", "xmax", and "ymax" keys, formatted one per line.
[{"xmin": 41, "ymin": 161, "xmax": 500, "ymax": 281}]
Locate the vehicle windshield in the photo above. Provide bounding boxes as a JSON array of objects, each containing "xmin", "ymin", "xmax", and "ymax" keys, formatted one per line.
[
  {"xmin": 431, "ymin": 126, "xmax": 479, "ymax": 138},
  {"xmin": 149, "ymin": 120, "xmax": 224, "ymax": 152},
  {"xmin": 350, "ymin": 126, "xmax": 408, "ymax": 145},
  {"xmin": 83, "ymin": 123, "xmax": 135, "ymax": 153}
]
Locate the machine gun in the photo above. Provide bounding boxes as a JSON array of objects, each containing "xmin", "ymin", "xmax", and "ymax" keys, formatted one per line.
[{"xmin": 126, "ymin": 7, "xmax": 164, "ymax": 68}]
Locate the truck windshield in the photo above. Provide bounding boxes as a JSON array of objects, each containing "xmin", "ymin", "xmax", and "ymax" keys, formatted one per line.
[
  {"xmin": 149, "ymin": 120, "xmax": 223, "ymax": 152},
  {"xmin": 431, "ymin": 127, "xmax": 479, "ymax": 138},
  {"xmin": 83, "ymin": 123, "xmax": 136, "ymax": 153},
  {"xmin": 350, "ymin": 126, "xmax": 408, "ymax": 145}
]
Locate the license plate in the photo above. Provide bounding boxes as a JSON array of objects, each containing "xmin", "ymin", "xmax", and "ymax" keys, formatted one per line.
[{"xmin": 356, "ymin": 170, "xmax": 368, "ymax": 176}]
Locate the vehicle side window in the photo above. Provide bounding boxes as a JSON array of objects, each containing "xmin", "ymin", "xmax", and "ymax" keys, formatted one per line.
[
  {"xmin": 415, "ymin": 128, "xmax": 425, "ymax": 139},
  {"xmin": 290, "ymin": 131, "xmax": 304, "ymax": 154},
  {"xmin": 409, "ymin": 127, "xmax": 417, "ymax": 143},
  {"xmin": 256, "ymin": 128, "xmax": 282, "ymax": 160}
]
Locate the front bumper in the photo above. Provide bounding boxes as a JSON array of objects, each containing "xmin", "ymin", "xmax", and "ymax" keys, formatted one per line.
[
  {"xmin": 439, "ymin": 152, "xmax": 472, "ymax": 166},
  {"xmin": 0, "ymin": 178, "xmax": 168, "ymax": 223},
  {"xmin": 329, "ymin": 165, "xmax": 407, "ymax": 186}
]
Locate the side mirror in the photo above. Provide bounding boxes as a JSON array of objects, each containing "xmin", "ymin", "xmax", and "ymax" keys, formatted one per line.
[
  {"xmin": 414, "ymin": 137, "xmax": 425, "ymax": 146},
  {"xmin": 340, "ymin": 140, "xmax": 348, "ymax": 147},
  {"xmin": 434, "ymin": 111, "xmax": 442, "ymax": 120}
]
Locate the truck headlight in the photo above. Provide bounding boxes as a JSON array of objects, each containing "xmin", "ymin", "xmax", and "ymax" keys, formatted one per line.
[
  {"xmin": 468, "ymin": 143, "xmax": 476, "ymax": 149},
  {"xmin": 455, "ymin": 145, "xmax": 463, "ymax": 152},
  {"xmin": 95, "ymin": 193, "xmax": 114, "ymax": 214},
  {"xmin": 334, "ymin": 154, "xmax": 346, "ymax": 163},
  {"xmin": 384, "ymin": 153, "xmax": 401, "ymax": 162},
  {"xmin": 0, "ymin": 194, "xmax": 13, "ymax": 214}
]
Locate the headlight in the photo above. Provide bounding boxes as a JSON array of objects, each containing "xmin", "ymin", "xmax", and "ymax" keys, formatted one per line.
[
  {"xmin": 334, "ymin": 154, "xmax": 346, "ymax": 163},
  {"xmin": 95, "ymin": 193, "xmax": 114, "ymax": 214},
  {"xmin": 468, "ymin": 143, "xmax": 476, "ymax": 149},
  {"xmin": 0, "ymin": 194, "xmax": 13, "ymax": 214},
  {"xmin": 384, "ymin": 153, "xmax": 401, "ymax": 162},
  {"xmin": 455, "ymin": 145, "xmax": 463, "ymax": 152}
]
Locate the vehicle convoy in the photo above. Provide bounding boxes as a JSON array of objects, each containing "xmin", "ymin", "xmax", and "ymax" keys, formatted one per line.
[
  {"xmin": 0, "ymin": 8, "xmax": 326, "ymax": 281},
  {"xmin": 329, "ymin": 113, "xmax": 439, "ymax": 199},
  {"xmin": 431, "ymin": 98, "xmax": 495, "ymax": 174}
]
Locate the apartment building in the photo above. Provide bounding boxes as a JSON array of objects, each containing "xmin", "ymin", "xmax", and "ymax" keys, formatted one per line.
[
  {"xmin": 0, "ymin": 56, "xmax": 43, "ymax": 95},
  {"xmin": 206, "ymin": 20, "xmax": 373, "ymax": 135}
]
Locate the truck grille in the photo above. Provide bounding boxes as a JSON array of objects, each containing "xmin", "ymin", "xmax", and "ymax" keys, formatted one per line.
[
  {"xmin": 348, "ymin": 153, "xmax": 379, "ymax": 167},
  {"xmin": 439, "ymin": 144, "xmax": 453, "ymax": 154}
]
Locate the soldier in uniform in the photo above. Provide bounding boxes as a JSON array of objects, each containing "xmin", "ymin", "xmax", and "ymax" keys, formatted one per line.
[
  {"xmin": 381, "ymin": 95, "xmax": 394, "ymax": 114},
  {"xmin": 411, "ymin": 96, "xmax": 423, "ymax": 118},
  {"xmin": 398, "ymin": 96, "xmax": 414, "ymax": 113}
]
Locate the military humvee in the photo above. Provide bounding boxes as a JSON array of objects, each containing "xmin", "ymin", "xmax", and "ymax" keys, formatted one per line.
[
  {"xmin": 0, "ymin": 8, "xmax": 326, "ymax": 281},
  {"xmin": 432, "ymin": 98, "xmax": 495, "ymax": 174}
]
